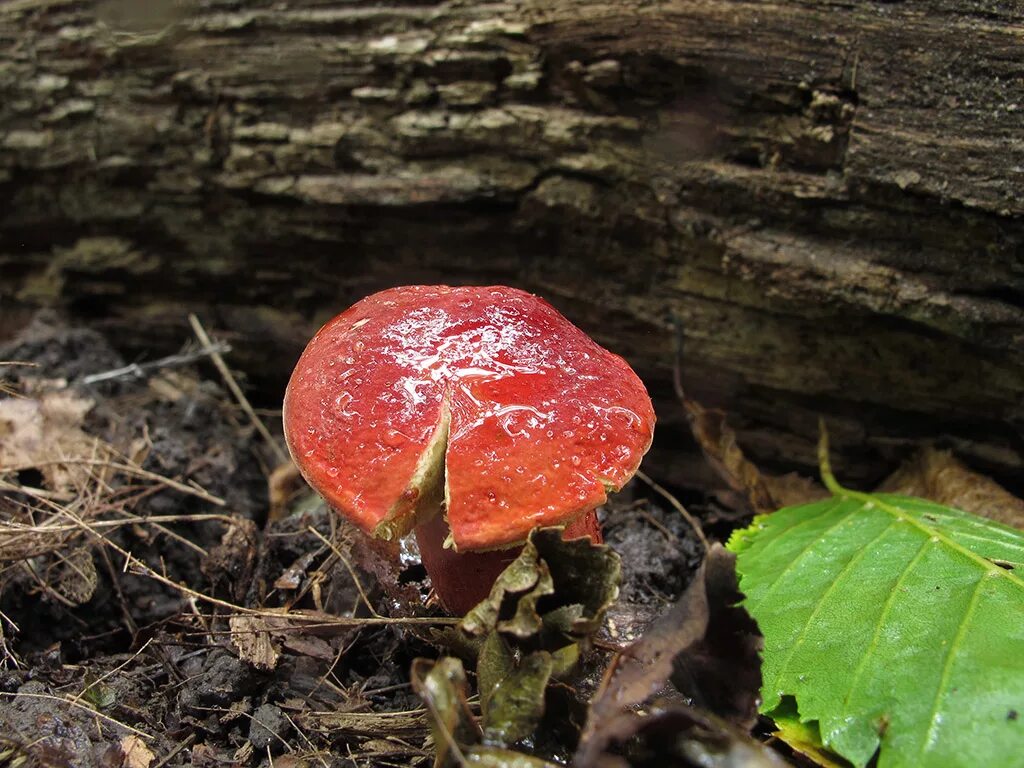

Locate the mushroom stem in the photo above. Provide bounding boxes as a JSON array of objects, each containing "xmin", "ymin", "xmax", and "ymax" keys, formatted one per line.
[{"xmin": 415, "ymin": 511, "xmax": 603, "ymax": 616}]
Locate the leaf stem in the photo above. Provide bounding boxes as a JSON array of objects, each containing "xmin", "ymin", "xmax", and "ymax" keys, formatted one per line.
[{"xmin": 817, "ymin": 418, "xmax": 845, "ymax": 496}]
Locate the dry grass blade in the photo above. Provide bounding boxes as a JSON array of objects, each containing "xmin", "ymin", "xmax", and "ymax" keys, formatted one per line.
[
  {"xmin": 298, "ymin": 708, "xmax": 429, "ymax": 741},
  {"xmin": 188, "ymin": 314, "xmax": 288, "ymax": 464},
  {"xmin": 635, "ymin": 469, "xmax": 709, "ymax": 551},
  {"xmin": 2, "ymin": 458, "xmax": 225, "ymax": 506}
]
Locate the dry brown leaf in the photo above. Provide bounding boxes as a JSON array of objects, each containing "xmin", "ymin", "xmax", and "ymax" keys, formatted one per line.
[
  {"xmin": 580, "ymin": 702, "xmax": 790, "ymax": 768},
  {"xmin": 232, "ymin": 742, "xmax": 254, "ymax": 763},
  {"xmin": 229, "ymin": 614, "xmax": 281, "ymax": 671},
  {"xmin": 575, "ymin": 545, "xmax": 762, "ymax": 766},
  {"xmin": 0, "ymin": 389, "xmax": 100, "ymax": 491},
  {"xmin": 268, "ymin": 460, "xmax": 302, "ymax": 523},
  {"xmin": 220, "ymin": 699, "xmax": 251, "ymax": 724},
  {"xmin": 118, "ymin": 735, "xmax": 155, "ymax": 768},
  {"xmin": 878, "ymin": 446, "xmax": 1024, "ymax": 529},
  {"xmin": 274, "ymin": 551, "xmax": 316, "ymax": 591},
  {"xmin": 762, "ymin": 472, "xmax": 829, "ymax": 510},
  {"xmin": 49, "ymin": 547, "xmax": 98, "ymax": 605},
  {"xmin": 271, "ymin": 757, "xmax": 312, "ymax": 768},
  {"xmin": 281, "ymin": 634, "xmax": 336, "ymax": 661},
  {"xmin": 683, "ymin": 396, "xmax": 826, "ymax": 514}
]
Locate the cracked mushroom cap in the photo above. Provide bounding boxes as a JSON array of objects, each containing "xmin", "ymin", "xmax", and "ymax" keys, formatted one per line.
[{"xmin": 283, "ymin": 285, "xmax": 655, "ymax": 551}]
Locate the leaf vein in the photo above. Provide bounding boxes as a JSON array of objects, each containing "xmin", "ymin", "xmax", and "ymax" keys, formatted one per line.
[
  {"xmin": 839, "ymin": 534, "xmax": 933, "ymax": 713},
  {"xmin": 918, "ymin": 574, "xmax": 987, "ymax": 762},
  {"xmin": 772, "ymin": 518, "xmax": 900, "ymax": 694},
  {"xmin": 744, "ymin": 499, "xmax": 852, "ymax": 615},
  {"xmin": 845, "ymin": 492, "xmax": 1024, "ymax": 591}
]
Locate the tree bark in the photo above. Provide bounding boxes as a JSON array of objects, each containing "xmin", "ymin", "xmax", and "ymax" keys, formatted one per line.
[{"xmin": 2, "ymin": 0, "xmax": 1022, "ymax": 491}]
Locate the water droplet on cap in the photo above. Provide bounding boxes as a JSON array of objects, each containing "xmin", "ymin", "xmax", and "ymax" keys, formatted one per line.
[{"xmin": 383, "ymin": 430, "xmax": 406, "ymax": 448}]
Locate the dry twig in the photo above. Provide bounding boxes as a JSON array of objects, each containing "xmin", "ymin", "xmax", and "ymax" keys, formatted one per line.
[{"xmin": 188, "ymin": 314, "xmax": 288, "ymax": 464}]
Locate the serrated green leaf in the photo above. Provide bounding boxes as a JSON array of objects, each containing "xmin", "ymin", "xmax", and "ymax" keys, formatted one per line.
[
  {"xmin": 771, "ymin": 698, "xmax": 852, "ymax": 768},
  {"xmin": 728, "ymin": 492, "xmax": 1024, "ymax": 768}
]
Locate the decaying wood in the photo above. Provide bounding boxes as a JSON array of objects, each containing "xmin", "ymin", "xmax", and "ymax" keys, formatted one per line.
[{"xmin": 1, "ymin": 0, "xmax": 1021, "ymax": 490}]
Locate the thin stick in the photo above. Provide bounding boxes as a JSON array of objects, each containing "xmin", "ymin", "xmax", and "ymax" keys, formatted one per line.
[
  {"xmin": 634, "ymin": 470, "xmax": 709, "ymax": 552},
  {"xmin": 282, "ymin": 712, "xmax": 330, "ymax": 768},
  {"xmin": 17, "ymin": 492, "xmax": 458, "ymax": 629},
  {"xmin": 0, "ymin": 512, "xmax": 238, "ymax": 535},
  {"xmin": 81, "ymin": 342, "xmax": 231, "ymax": 385},
  {"xmin": 0, "ymin": 460, "xmax": 225, "ymax": 506},
  {"xmin": 151, "ymin": 733, "xmax": 196, "ymax": 768},
  {"xmin": 306, "ymin": 527, "xmax": 381, "ymax": 618},
  {"xmin": 188, "ymin": 314, "xmax": 288, "ymax": 464},
  {"xmin": 70, "ymin": 638, "xmax": 153, "ymax": 705}
]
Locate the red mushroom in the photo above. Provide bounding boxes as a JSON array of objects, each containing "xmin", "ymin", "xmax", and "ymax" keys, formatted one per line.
[{"xmin": 283, "ymin": 285, "xmax": 654, "ymax": 614}]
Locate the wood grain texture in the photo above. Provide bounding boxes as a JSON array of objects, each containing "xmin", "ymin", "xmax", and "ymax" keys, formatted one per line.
[{"xmin": 1, "ymin": 0, "xmax": 1021, "ymax": 490}]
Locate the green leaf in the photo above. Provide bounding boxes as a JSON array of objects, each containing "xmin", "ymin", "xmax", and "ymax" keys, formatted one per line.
[
  {"xmin": 81, "ymin": 681, "xmax": 116, "ymax": 710},
  {"xmin": 411, "ymin": 657, "xmax": 481, "ymax": 768},
  {"xmin": 478, "ymin": 632, "xmax": 517, "ymax": 718},
  {"xmin": 531, "ymin": 527, "xmax": 620, "ymax": 637},
  {"xmin": 462, "ymin": 540, "xmax": 551, "ymax": 639},
  {"xmin": 728, "ymin": 492, "xmax": 1024, "ymax": 768},
  {"xmin": 771, "ymin": 698, "xmax": 852, "ymax": 768},
  {"xmin": 483, "ymin": 650, "xmax": 554, "ymax": 745},
  {"xmin": 460, "ymin": 528, "xmax": 619, "ymax": 643},
  {"xmin": 442, "ymin": 528, "xmax": 621, "ymax": 751}
]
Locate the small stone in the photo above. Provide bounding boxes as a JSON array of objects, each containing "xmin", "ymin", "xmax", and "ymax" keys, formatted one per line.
[{"xmin": 248, "ymin": 703, "xmax": 290, "ymax": 751}]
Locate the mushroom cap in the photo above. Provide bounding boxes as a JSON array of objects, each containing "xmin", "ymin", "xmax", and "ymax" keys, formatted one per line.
[{"xmin": 283, "ymin": 285, "xmax": 655, "ymax": 550}]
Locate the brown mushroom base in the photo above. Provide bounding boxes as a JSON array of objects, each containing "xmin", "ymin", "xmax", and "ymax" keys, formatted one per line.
[{"xmin": 415, "ymin": 511, "xmax": 603, "ymax": 616}]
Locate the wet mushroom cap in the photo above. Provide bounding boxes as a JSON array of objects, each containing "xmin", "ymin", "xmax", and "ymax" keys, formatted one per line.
[{"xmin": 283, "ymin": 285, "xmax": 655, "ymax": 550}]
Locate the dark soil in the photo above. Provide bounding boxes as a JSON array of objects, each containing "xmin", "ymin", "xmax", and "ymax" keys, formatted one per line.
[{"xmin": 0, "ymin": 314, "xmax": 708, "ymax": 768}]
